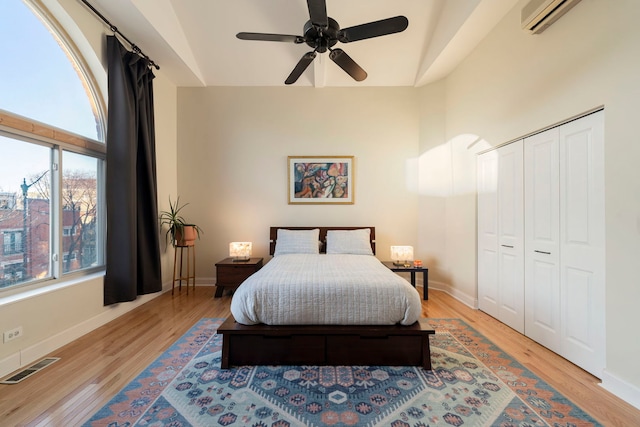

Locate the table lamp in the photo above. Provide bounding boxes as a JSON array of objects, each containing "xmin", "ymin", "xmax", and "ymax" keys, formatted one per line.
[
  {"xmin": 229, "ymin": 242, "xmax": 252, "ymax": 262},
  {"xmin": 390, "ymin": 245, "xmax": 413, "ymax": 267}
]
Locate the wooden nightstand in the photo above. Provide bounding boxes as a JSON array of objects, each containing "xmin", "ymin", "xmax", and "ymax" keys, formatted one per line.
[
  {"xmin": 382, "ymin": 261, "xmax": 429, "ymax": 300},
  {"xmin": 214, "ymin": 257, "xmax": 263, "ymax": 298}
]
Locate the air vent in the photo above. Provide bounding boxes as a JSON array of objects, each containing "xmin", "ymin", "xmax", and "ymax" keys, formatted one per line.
[
  {"xmin": 521, "ymin": 0, "xmax": 582, "ymax": 34},
  {"xmin": 1, "ymin": 357, "xmax": 60, "ymax": 384}
]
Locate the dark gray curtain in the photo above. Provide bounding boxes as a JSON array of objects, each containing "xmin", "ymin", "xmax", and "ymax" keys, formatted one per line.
[{"xmin": 104, "ymin": 35, "xmax": 162, "ymax": 305}]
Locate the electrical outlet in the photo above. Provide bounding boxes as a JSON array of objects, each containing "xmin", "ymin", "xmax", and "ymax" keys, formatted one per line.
[{"xmin": 3, "ymin": 326, "xmax": 23, "ymax": 343}]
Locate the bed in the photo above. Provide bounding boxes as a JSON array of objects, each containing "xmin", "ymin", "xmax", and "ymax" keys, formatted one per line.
[{"xmin": 218, "ymin": 227, "xmax": 434, "ymax": 369}]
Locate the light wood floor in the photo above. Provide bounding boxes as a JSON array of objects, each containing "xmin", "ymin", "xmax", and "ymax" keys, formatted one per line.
[{"xmin": 0, "ymin": 287, "xmax": 638, "ymax": 426}]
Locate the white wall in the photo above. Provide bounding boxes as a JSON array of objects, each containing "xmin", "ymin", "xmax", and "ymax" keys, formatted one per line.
[
  {"xmin": 422, "ymin": 0, "xmax": 640, "ymax": 405},
  {"xmin": 176, "ymin": 87, "xmax": 421, "ymax": 274},
  {"xmin": 416, "ymin": 81, "xmax": 459, "ymax": 299},
  {"xmin": 155, "ymin": 74, "xmax": 180, "ymax": 284},
  {"xmin": 0, "ymin": 0, "xmax": 178, "ymax": 378}
]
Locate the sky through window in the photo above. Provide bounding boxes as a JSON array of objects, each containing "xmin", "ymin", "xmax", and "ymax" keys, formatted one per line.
[{"xmin": 0, "ymin": 0, "xmax": 100, "ymax": 193}]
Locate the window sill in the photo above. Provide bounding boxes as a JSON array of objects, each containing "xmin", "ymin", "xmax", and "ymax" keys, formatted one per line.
[{"xmin": 0, "ymin": 270, "xmax": 105, "ymax": 308}]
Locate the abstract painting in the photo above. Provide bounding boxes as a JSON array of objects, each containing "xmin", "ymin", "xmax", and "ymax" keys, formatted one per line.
[{"xmin": 288, "ymin": 156, "xmax": 354, "ymax": 204}]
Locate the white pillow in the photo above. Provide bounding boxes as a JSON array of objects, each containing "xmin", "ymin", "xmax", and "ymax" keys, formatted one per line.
[
  {"xmin": 273, "ymin": 228, "xmax": 320, "ymax": 256},
  {"xmin": 326, "ymin": 228, "xmax": 373, "ymax": 255}
]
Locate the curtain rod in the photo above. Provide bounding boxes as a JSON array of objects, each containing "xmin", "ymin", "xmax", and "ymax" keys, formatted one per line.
[{"xmin": 79, "ymin": 0, "xmax": 160, "ymax": 70}]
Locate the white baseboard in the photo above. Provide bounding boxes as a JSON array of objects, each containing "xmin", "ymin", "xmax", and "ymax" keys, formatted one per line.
[
  {"xmin": 600, "ymin": 369, "xmax": 640, "ymax": 410},
  {"xmin": 0, "ymin": 353, "xmax": 20, "ymax": 380},
  {"xmin": 0, "ymin": 286, "xmax": 170, "ymax": 379},
  {"xmin": 428, "ymin": 280, "xmax": 478, "ymax": 309},
  {"xmin": 195, "ymin": 276, "xmax": 215, "ymax": 286}
]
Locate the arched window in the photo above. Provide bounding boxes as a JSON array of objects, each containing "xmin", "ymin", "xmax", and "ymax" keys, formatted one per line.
[{"xmin": 0, "ymin": 0, "xmax": 106, "ymax": 292}]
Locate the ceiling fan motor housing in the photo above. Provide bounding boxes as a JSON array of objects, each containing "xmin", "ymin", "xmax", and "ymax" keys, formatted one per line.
[{"xmin": 303, "ymin": 17, "xmax": 340, "ymax": 53}]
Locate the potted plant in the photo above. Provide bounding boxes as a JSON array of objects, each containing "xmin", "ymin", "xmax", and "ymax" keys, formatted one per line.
[{"xmin": 159, "ymin": 196, "xmax": 202, "ymax": 247}]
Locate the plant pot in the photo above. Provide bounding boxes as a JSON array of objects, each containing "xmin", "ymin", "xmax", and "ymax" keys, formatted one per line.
[{"xmin": 175, "ymin": 225, "xmax": 197, "ymax": 247}]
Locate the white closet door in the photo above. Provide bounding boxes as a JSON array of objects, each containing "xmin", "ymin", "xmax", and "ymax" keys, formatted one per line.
[
  {"xmin": 524, "ymin": 128, "xmax": 561, "ymax": 353},
  {"xmin": 496, "ymin": 140, "xmax": 524, "ymax": 333},
  {"xmin": 477, "ymin": 149, "xmax": 499, "ymax": 318},
  {"xmin": 559, "ymin": 111, "xmax": 605, "ymax": 377}
]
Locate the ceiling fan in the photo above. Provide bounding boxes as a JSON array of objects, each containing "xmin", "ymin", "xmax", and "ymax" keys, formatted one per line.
[{"xmin": 236, "ymin": 0, "xmax": 409, "ymax": 85}]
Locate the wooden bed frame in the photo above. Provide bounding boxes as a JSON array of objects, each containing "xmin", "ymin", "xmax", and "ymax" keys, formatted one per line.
[{"xmin": 218, "ymin": 226, "xmax": 434, "ymax": 369}]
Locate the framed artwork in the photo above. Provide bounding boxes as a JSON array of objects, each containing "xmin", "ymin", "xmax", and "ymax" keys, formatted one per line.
[{"xmin": 288, "ymin": 156, "xmax": 354, "ymax": 204}]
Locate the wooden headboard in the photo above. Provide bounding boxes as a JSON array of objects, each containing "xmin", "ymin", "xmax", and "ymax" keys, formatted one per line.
[{"xmin": 269, "ymin": 226, "xmax": 376, "ymax": 255}]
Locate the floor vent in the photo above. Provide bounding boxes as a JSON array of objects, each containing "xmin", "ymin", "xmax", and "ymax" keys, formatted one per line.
[{"xmin": 1, "ymin": 357, "xmax": 60, "ymax": 384}]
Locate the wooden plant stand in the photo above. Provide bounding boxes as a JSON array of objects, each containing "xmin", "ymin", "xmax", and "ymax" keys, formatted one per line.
[{"xmin": 172, "ymin": 244, "xmax": 195, "ymax": 295}]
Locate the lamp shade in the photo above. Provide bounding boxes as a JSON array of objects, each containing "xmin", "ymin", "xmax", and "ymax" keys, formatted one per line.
[
  {"xmin": 390, "ymin": 245, "xmax": 413, "ymax": 262},
  {"xmin": 229, "ymin": 242, "xmax": 252, "ymax": 260}
]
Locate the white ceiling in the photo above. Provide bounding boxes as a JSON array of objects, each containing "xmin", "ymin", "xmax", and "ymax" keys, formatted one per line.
[{"xmin": 87, "ymin": 0, "xmax": 520, "ymax": 87}]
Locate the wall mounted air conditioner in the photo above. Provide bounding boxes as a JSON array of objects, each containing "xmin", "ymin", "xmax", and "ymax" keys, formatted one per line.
[{"xmin": 521, "ymin": 0, "xmax": 582, "ymax": 34}]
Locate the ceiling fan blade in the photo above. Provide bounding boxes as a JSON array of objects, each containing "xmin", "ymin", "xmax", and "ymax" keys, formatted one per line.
[
  {"xmin": 338, "ymin": 16, "xmax": 409, "ymax": 43},
  {"xmin": 329, "ymin": 48, "xmax": 367, "ymax": 82},
  {"xmin": 307, "ymin": 0, "xmax": 328, "ymax": 27},
  {"xmin": 237, "ymin": 32, "xmax": 304, "ymax": 43},
  {"xmin": 285, "ymin": 51, "xmax": 317, "ymax": 85}
]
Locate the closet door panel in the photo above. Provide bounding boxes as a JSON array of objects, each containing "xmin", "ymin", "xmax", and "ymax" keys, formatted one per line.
[
  {"xmin": 524, "ymin": 128, "xmax": 560, "ymax": 253},
  {"xmin": 524, "ymin": 128, "xmax": 561, "ymax": 351},
  {"xmin": 477, "ymin": 141, "xmax": 524, "ymax": 333},
  {"xmin": 564, "ymin": 267, "xmax": 595, "ymax": 346},
  {"xmin": 498, "ymin": 145, "xmax": 522, "ymax": 247},
  {"xmin": 559, "ymin": 111, "xmax": 605, "ymax": 377},
  {"xmin": 478, "ymin": 248, "xmax": 499, "ymax": 316},
  {"xmin": 528, "ymin": 258, "xmax": 561, "ymax": 352},
  {"xmin": 498, "ymin": 250, "xmax": 523, "ymax": 330},
  {"xmin": 477, "ymin": 150, "xmax": 499, "ymax": 317},
  {"xmin": 497, "ymin": 140, "xmax": 524, "ymax": 333}
]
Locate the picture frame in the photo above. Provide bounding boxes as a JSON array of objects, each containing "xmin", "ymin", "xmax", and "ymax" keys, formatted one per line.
[{"xmin": 288, "ymin": 156, "xmax": 354, "ymax": 204}]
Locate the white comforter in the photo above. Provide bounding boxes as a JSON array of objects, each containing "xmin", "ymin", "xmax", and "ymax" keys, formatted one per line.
[{"xmin": 230, "ymin": 254, "xmax": 422, "ymax": 326}]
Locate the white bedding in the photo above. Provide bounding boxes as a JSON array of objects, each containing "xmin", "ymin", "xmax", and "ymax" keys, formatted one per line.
[{"xmin": 230, "ymin": 254, "xmax": 422, "ymax": 326}]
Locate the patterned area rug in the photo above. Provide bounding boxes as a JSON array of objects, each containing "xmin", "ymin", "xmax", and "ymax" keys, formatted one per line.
[{"xmin": 84, "ymin": 318, "xmax": 602, "ymax": 426}]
